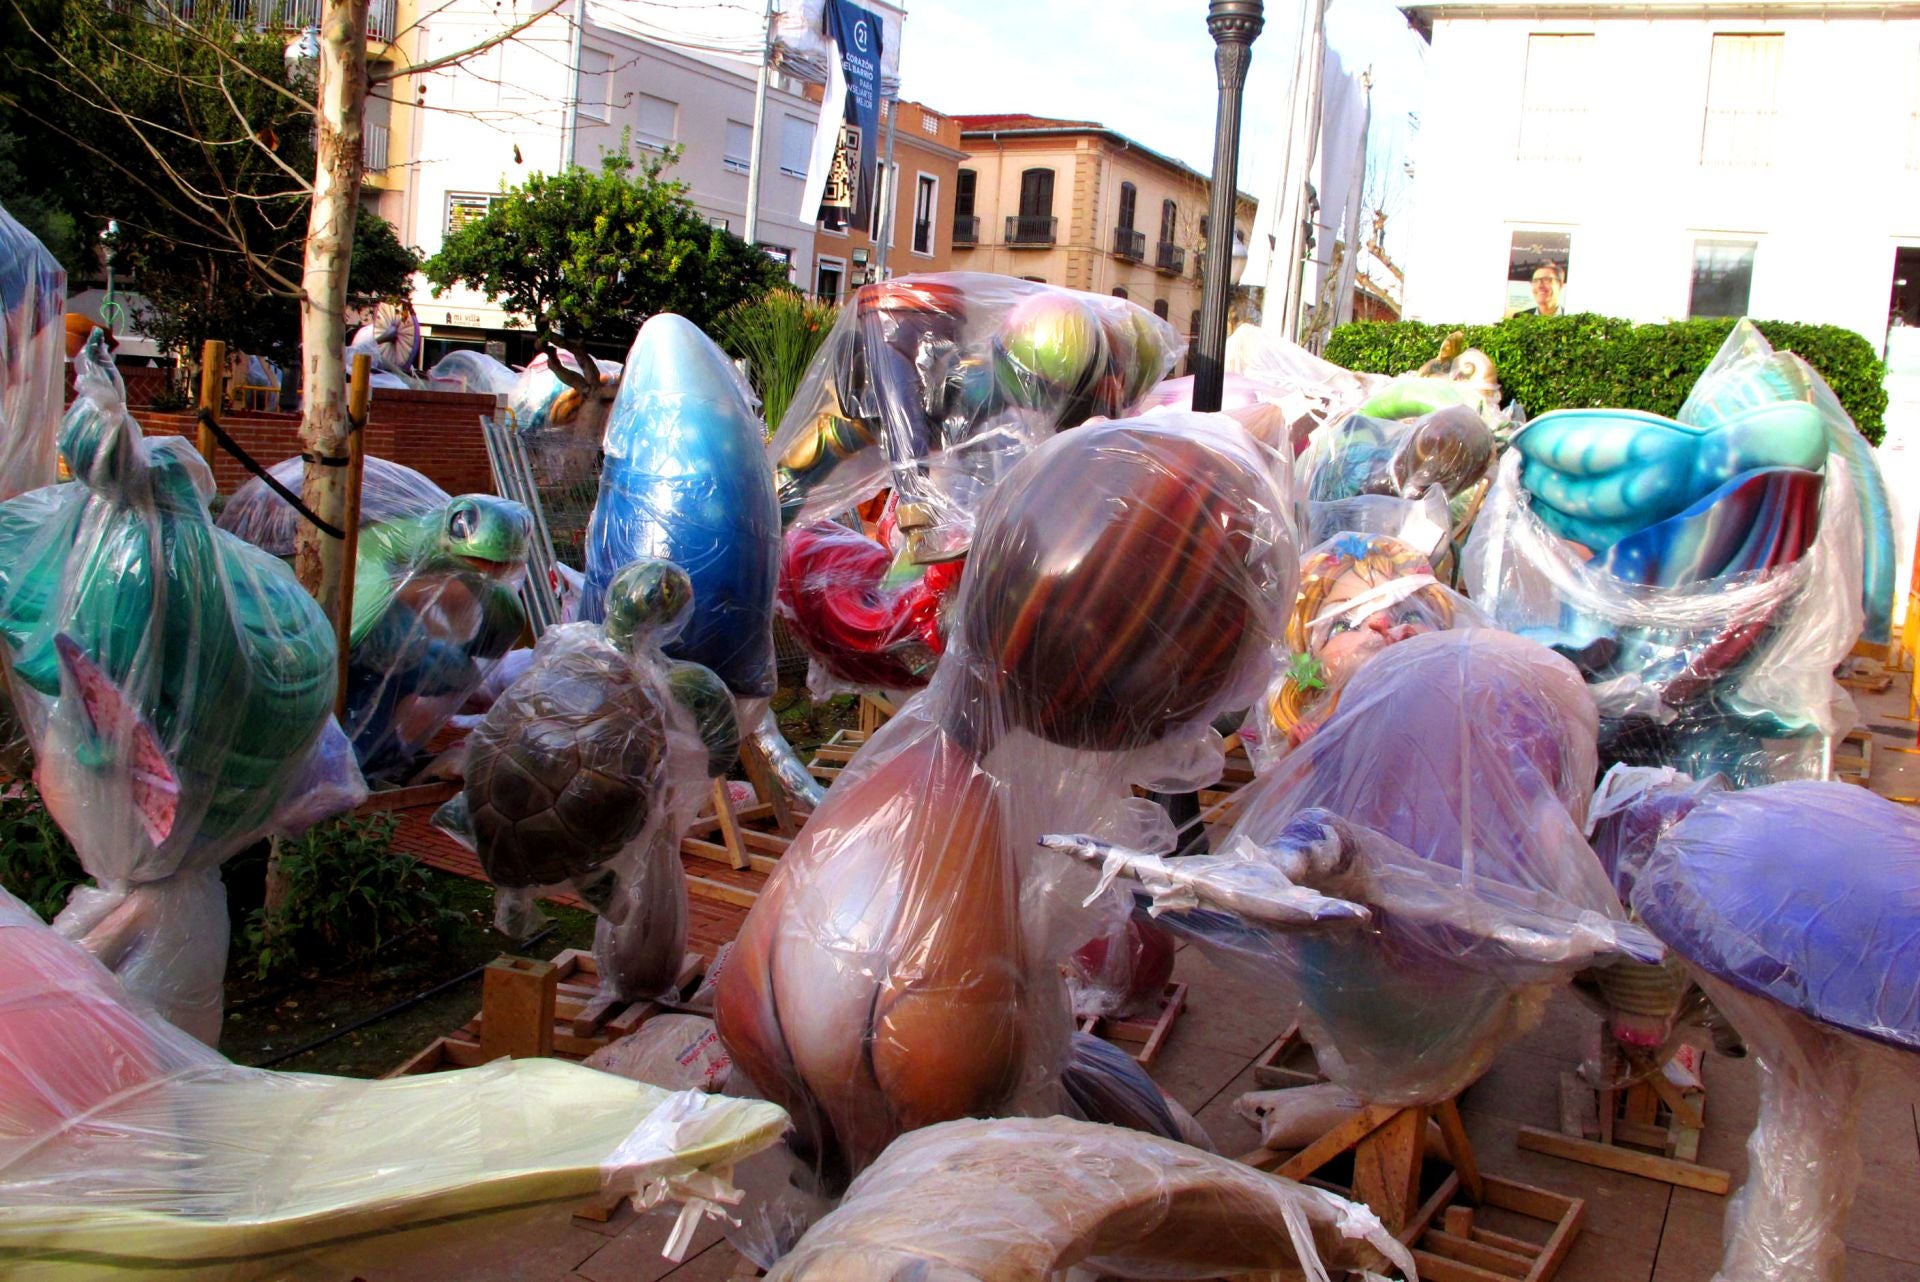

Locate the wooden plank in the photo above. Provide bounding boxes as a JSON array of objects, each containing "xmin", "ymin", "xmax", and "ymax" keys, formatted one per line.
[
  {"xmin": 710, "ymin": 777, "xmax": 752, "ymax": 870},
  {"xmin": 479, "ymin": 956, "xmax": 557, "ymax": 1060},
  {"xmin": 683, "ymin": 838, "xmax": 782, "ymax": 876},
  {"xmin": 1516, "ymin": 1126, "xmax": 1731, "ymax": 1195},
  {"xmin": 686, "ymin": 872, "xmax": 759, "ymax": 909},
  {"xmin": 1557, "ymin": 1071, "xmax": 1598, "ymax": 1140},
  {"xmin": 1268, "ymin": 1105, "xmax": 1404, "ymax": 1181},
  {"xmin": 1423, "ymin": 1230, "xmax": 1535, "ymax": 1276},
  {"xmin": 1483, "ymin": 1174, "xmax": 1581, "ymax": 1228},
  {"xmin": 1412, "ymin": 1251, "xmax": 1511, "ymax": 1282},
  {"xmin": 1434, "ymin": 1098, "xmax": 1485, "ymax": 1203},
  {"xmin": 740, "ymin": 737, "xmax": 797, "ymax": 836},
  {"xmin": 1352, "ymin": 1106, "xmax": 1427, "ymax": 1233}
]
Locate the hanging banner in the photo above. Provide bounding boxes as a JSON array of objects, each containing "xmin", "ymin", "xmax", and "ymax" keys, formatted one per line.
[{"xmin": 814, "ymin": 0, "xmax": 884, "ymax": 231}]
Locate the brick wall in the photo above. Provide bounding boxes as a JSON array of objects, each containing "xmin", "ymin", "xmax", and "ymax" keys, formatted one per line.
[{"xmin": 78, "ymin": 386, "xmax": 504, "ymax": 498}]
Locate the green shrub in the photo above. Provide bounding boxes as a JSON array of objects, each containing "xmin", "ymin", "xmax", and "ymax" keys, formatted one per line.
[
  {"xmin": 0, "ymin": 784, "xmax": 84, "ymax": 922},
  {"xmin": 1324, "ymin": 314, "xmax": 1889, "ymax": 444},
  {"xmin": 713, "ymin": 289, "xmax": 841, "ymax": 435},
  {"xmin": 243, "ymin": 814, "xmax": 461, "ymax": 979}
]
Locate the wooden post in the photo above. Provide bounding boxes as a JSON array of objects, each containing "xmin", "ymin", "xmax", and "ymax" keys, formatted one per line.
[
  {"xmin": 479, "ymin": 956, "xmax": 557, "ymax": 1060},
  {"xmin": 335, "ymin": 354, "xmax": 371, "ymax": 718},
  {"xmin": 196, "ymin": 340, "xmax": 226, "ymax": 466}
]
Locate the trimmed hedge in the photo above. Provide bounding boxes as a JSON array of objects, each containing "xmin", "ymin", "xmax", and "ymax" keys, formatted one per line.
[{"xmin": 1324, "ymin": 314, "xmax": 1888, "ymax": 445}]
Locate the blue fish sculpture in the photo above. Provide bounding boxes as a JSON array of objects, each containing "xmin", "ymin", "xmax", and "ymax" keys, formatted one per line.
[{"xmin": 583, "ymin": 314, "xmax": 780, "ymax": 698}]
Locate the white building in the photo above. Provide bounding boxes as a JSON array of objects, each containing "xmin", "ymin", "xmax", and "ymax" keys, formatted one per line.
[
  {"xmin": 1398, "ymin": 0, "xmax": 1920, "ymax": 349},
  {"xmin": 394, "ymin": 0, "xmax": 828, "ymax": 358}
]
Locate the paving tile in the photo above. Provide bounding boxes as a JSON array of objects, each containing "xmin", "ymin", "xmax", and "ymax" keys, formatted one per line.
[
  {"xmin": 1847, "ymin": 1246, "xmax": 1920, "ymax": 1281},
  {"xmin": 1651, "ymin": 1189, "xmax": 1726, "ymax": 1282},
  {"xmin": 1459, "ymin": 1108, "xmax": 1673, "ymax": 1251},
  {"xmin": 314, "ymin": 1202, "xmax": 608, "ymax": 1282},
  {"xmin": 1843, "ymin": 1156, "xmax": 1920, "ymax": 1262},
  {"xmin": 664, "ymin": 1242, "xmax": 758, "ymax": 1279},
  {"xmin": 1190, "ymin": 1062, "xmax": 1268, "ymax": 1155},
  {"xmin": 1166, "ymin": 948, "xmax": 1295, "ymax": 1057},
  {"xmin": 576, "ymin": 1204, "xmax": 731, "ymax": 1282},
  {"xmin": 1140, "ymin": 1017, "xmax": 1264, "ymax": 1114},
  {"xmin": 1557, "ymin": 1226, "xmax": 1658, "ymax": 1282},
  {"xmin": 1460, "ymin": 1043, "xmax": 1566, "ymax": 1128}
]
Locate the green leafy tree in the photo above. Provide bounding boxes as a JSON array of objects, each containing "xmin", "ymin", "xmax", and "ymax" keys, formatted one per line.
[{"xmin": 424, "ymin": 148, "xmax": 787, "ymax": 438}]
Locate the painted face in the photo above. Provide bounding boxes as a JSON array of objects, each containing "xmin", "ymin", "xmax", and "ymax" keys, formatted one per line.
[{"xmin": 1308, "ymin": 567, "xmax": 1436, "ymax": 687}]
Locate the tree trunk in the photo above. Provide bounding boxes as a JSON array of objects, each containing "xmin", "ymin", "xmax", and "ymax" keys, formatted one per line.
[{"xmin": 294, "ymin": 0, "xmax": 372, "ymax": 622}]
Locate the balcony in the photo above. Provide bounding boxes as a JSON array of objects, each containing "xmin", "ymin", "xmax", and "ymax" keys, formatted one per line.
[
  {"xmin": 1154, "ymin": 241, "xmax": 1185, "ymax": 274},
  {"xmin": 169, "ymin": 0, "xmax": 398, "ymax": 42},
  {"xmin": 952, "ymin": 214, "xmax": 980, "ymax": 246},
  {"xmin": 1006, "ymin": 215, "xmax": 1057, "ymax": 247},
  {"xmin": 364, "ymin": 121, "xmax": 389, "ymax": 173},
  {"xmin": 1111, "ymin": 227, "xmax": 1145, "ymax": 261}
]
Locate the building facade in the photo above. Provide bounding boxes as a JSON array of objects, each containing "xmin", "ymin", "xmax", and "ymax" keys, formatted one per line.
[
  {"xmin": 948, "ymin": 116, "xmax": 1257, "ymax": 339},
  {"xmin": 1400, "ymin": 0, "xmax": 1920, "ymax": 349},
  {"xmin": 392, "ymin": 0, "xmax": 826, "ymax": 359},
  {"xmin": 806, "ymin": 98, "xmax": 966, "ymax": 302}
]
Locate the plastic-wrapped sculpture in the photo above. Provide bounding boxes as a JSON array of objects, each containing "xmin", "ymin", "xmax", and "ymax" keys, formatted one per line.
[
  {"xmin": 0, "ymin": 200, "xmax": 65, "ymax": 501},
  {"xmin": 219, "ymin": 456, "xmax": 532, "ymax": 778},
  {"xmin": 716, "ymin": 413, "xmax": 1296, "ymax": 1190},
  {"xmin": 1048, "ymin": 629, "xmax": 1659, "ymax": 1106},
  {"xmin": 0, "ymin": 885, "xmax": 789, "ymax": 1279},
  {"xmin": 770, "ymin": 274, "xmax": 1183, "ymax": 563},
  {"xmin": 427, "ymin": 348, "xmax": 520, "ymax": 396},
  {"xmin": 1256, "ymin": 532, "xmax": 1488, "ymax": 760},
  {"xmin": 1465, "ymin": 321, "xmax": 1873, "ymax": 785},
  {"xmin": 777, "ymin": 511, "xmax": 963, "ymax": 697},
  {"xmin": 766, "ymin": 1117, "xmax": 1413, "ymax": 1281},
  {"xmin": 1136, "ymin": 371, "xmax": 1319, "ymax": 457},
  {"xmin": 437, "ymin": 560, "xmax": 734, "ymax": 1002},
  {"xmin": 1630, "ymin": 782, "xmax": 1920, "ymax": 1282},
  {"xmin": 0, "ymin": 338, "xmax": 357, "ymax": 1042},
  {"xmin": 1222, "ymin": 321, "xmax": 1385, "ymax": 450}
]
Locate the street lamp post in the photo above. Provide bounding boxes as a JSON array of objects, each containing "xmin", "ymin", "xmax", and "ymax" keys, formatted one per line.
[{"xmin": 1193, "ymin": 0, "xmax": 1263, "ymax": 415}]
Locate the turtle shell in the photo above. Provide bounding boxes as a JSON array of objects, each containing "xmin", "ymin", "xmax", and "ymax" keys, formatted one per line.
[
  {"xmin": 464, "ymin": 643, "xmax": 667, "ymax": 888},
  {"xmin": 958, "ymin": 423, "xmax": 1279, "ymax": 752}
]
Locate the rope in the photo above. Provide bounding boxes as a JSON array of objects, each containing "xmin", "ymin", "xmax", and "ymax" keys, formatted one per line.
[{"xmin": 196, "ymin": 408, "xmax": 347, "ymax": 540}]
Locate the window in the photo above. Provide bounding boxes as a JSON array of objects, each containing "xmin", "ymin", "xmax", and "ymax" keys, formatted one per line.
[
  {"xmin": 955, "ymin": 168, "xmax": 977, "ymax": 217},
  {"xmin": 1117, "ymin": 182, "xmax": 1137, "ymax": 232},
  {"xmin": 867, "ymin": 162, "xmax": 896, "ymax": 240},
  {"xmin": 1516, "ymin": 34, "xmax": 1593, "ymax": 163},
  {"xmin": 780, "ymin": 115, "xmax": 812, "ymax": 178},
  {"xmin": 1159, "ymin": 199, "xmax": 1178, "ymax": 244},
  {"xmin": 921, "ymin": 110, "xmax": 940, "ymax": 136},
  {"xmin": 1112, "ymin": 286, "xmax": 1128, "ymax": 300},
  {"xmin": 1152, "ymin": 298, "xmax": 1170, "ymax": 320},
  {"xmin": 637, "ymin": 95, "xmax": 676, "ymax": 151},
  {"xmin": 1199, "ymin": 214, "xmax": 1210, "ymax": 241},
  {"xmin": 725, "ymin": 120, "xmax": 753, "ymax": 175},
  {"xmin": 1690, "ymin": 239, "xmax": 1756, "ymax": 317},
  {"xmin": 446, "ymin": 192, "xmax": 501, "ymax": 235},
  {"xmin": 1019, "ymin": 168, "xmax": 1054, "ymax": 218},
  {"xmin": 1701, "ymin": 34, "xmax": 1784, "ymax": 167},
  {"xmin": 1190, "ymin": 309, "xmax": 1201, "ymax": 338},
  {"xmin": 577, "ymin": 48, "xmax": 613, "ymax": 122},
  {"xmin": 912, "ymin": 173, "xmax": 936, "ymax": 255},
  {"xmin": 816, "ymin": 258, "xmax": 845, "ymax": 301}
]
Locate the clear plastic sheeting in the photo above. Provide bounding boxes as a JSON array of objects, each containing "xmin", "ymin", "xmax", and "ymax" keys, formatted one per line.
[
  {"xmin": 716, "ymin": 413, "xmax": 1297, "ymax": 1191},
  {"xmin": 770, "ymin": 274, "xmax": 1183, "ymax": 562},
  {"xmin": 1250, "ymin": 531, "xmax": 1490, "ymax": 765},
  {"xmin": 219, "ymin": 455, "xmax": 532, "ymax": 779},
  {"xmin": 776, "ymin": 518, "xmax": 959, "ymax": 696},
  {"xmin": 1138, "ymin": 371, "xmax": 1323, "ymax": 458},
  {"xmin": 0, "ymin": 339, "xmax": 355, "ymax": 1042},
  {"xmin": 0, "ymin": 200, "xmax": 65, "ymax": 501},
  {"xmin": 763, "ymin": 1116, "xmax": 1414, "ymax": 1282},
  {"xmin": 437, "ymin": 560, "xmax": 732, "ymax": 1003},
  {"xmin": 508, "ymin": 349, "xmax": 623, "ymax": 491},
  {"xmin": 0, "ymin": 886, "xmax": 789, "ymax": 1281},
  {"xmin": 1051, "ymin": 630, "xmax": 1658, "ymax": 1108},
  {"xmin": 1224, "ymin": 321, "xmax": 1384, "ymax": 447},
  {"xmin": 584, "ymin": 314, "xmax": 781, "ymax": 699},
  {"xmin": 1299, "ymin": 404, "xmax": 1496, "ymax": 505},
  {"xmin": 1631, "ymin": 782, "xmax": 1920, "ymax": 1282},
  {"xmin": 1464, "ymin": 322, "xmax": 1865, "ymax": 787},
  {"xmin": 427, "ymin": 348, "xmax": 520, "ymax": 396}
]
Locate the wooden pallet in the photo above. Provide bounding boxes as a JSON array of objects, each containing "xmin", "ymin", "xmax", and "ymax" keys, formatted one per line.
[
  {"xmin": 386, "ymin": 948, "xmax": 704, "ymax": 1077},
  {"xmin": 1834, "ymin": 728, "xmax": 1875, "ymax": 786},
  {"xmin": 1243, "ymin": 1098, "xmax": 1583, "ymax": 1282},
  {"xmin": 1251, "ymin": 1024, "xmax": 1325, "ymax": 1089},
  {"xmin": 1078, "ymin": 981, "xmax": 1187, "ymax": 1067},
  {"xmin": 1517, "ymin": 1042, "xmax": 1730, "ymax": 1195}
]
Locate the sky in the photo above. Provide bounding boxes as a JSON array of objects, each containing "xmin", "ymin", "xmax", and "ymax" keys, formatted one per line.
[{"xmin": 893, "ymin": 0, "xmax": 1428, "ymax": 267}]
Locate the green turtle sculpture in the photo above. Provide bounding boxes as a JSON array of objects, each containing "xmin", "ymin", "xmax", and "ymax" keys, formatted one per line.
[
  {"xmin": 437, "ymin": 559, "xmax": 738, "ymax": 1002},
  {"xmin": 218, "ymin": 456, "xmax": 533, "ymax": 777},
  {"xmin": 0, "ymin": 334, "xmax": 348, "ymax": 1041}
]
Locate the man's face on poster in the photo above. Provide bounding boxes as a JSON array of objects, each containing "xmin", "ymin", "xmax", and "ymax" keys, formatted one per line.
[{"xmin": 1531, "ymin": 267, "xmax": 1562, "ymax": 315}]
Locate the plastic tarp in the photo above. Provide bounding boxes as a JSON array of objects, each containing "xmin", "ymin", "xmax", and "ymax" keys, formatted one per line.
[
  {"xmin": 427, "ymin": 348, "xmax": 519, "ymax": 396},
  {"xmin": 764, "ymin": 1116, "xmax": 1413, "ymax": 1281},
  {"xmin": 1632, "ymin": 782, "xmax": 1920, "ymax": 1282},
  {"xmin": 1464, "ymin": 321, "xmax": 1865, "ymax": 787},
  {"xmin": 0, "ymin": 885, "xmax": 789, "ymax": 1280},
  {"xmin": 1050, "ymin": 629, "xmax": 1657, "ymax": 1107},
  {"xmin": 770, "ymin": 274, "xmax": 1183, "ymax": 563},
  {"xmin": 716, "ymin": 413, "xmax": 1297, "ymax": 1190},
  {"xmin": 220, "ymin": 455, "xmax": 531, "ymax": 779},
  {"xmin": 0, "ymin": 200, "xmax": 65, "ymax": 501},
  {"xmin": 0, "ymin": 340, "xmax": 359, "ymax": 1042}
]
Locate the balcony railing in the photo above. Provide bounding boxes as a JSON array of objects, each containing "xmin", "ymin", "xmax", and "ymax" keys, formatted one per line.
[
  {"xmin": 1112, "ymin": 227, "xmax": 1145, "ymax": 261},
  {"xmin": 1154, "ymin": 241, "xmax": 1185, "ymax": 274},
  {"xmin": 952, "ymin": 214, "xmax": 980, "ymax": 245},
  {"xmin": 167, "ymin": 0, "xmax": 398, "ymax": 41},
  {"xmin": 1006, "ymin": 215, "xmax": 1057, "ymax": 246},
  {"xmin": 364, "ymin": 121, "xmax": 389, "ymax": 172}
]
